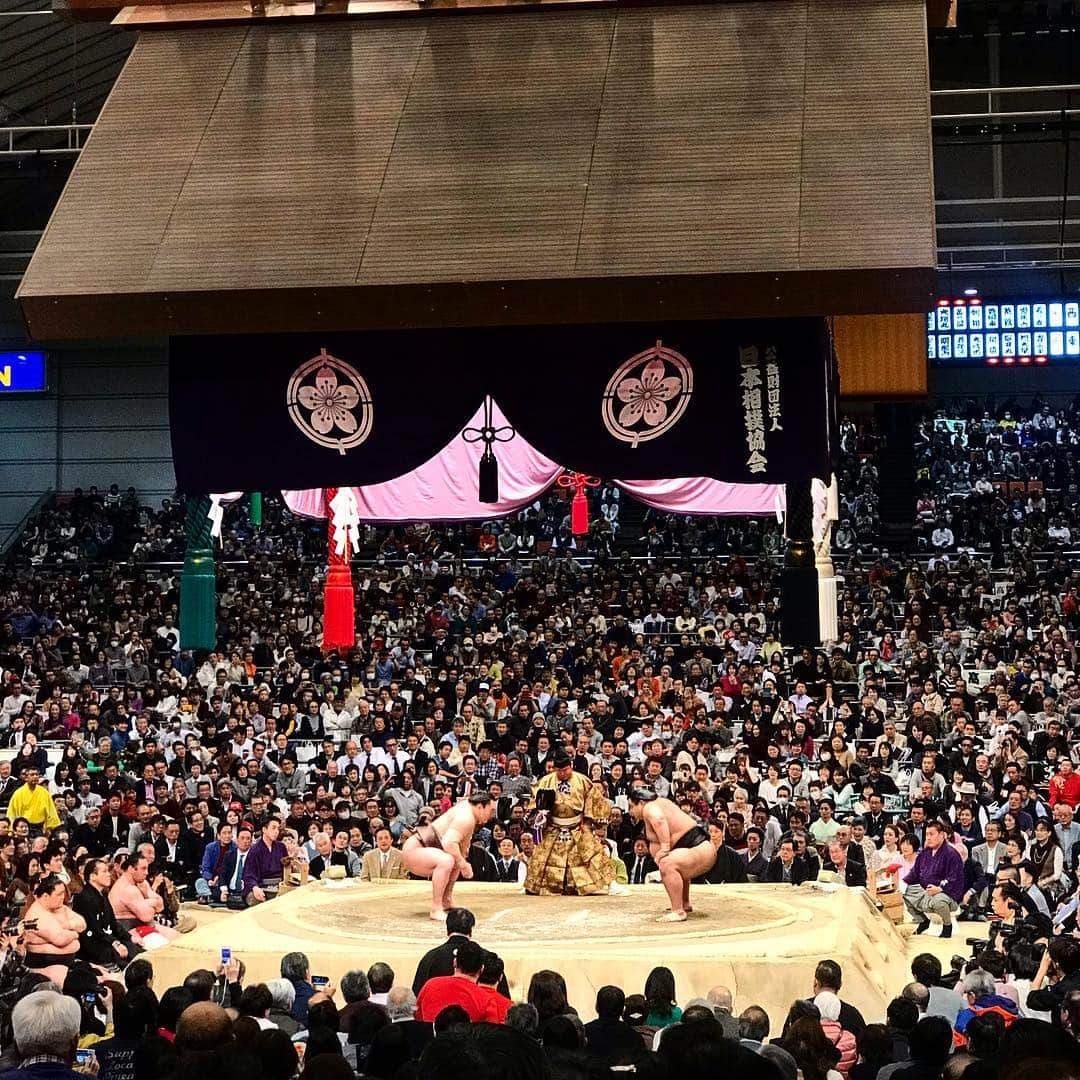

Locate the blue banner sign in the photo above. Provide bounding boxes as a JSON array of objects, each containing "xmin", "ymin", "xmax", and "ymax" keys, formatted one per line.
[{"xmin": 0, "ymin": 351, "xmax": 47, "ymax": 392}]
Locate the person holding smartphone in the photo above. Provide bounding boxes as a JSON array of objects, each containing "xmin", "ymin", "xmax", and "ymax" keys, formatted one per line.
[
  {"xmin": 7, "ymin": 991, "xmax": 95, "ymax": 1079},
  {"xmin": 63, "ymin": 968, "xmax": 111, "ymax": 1046},
  {"xmin": 280, "ymin": 951, "xmax": 336, "ymax": 1025}
]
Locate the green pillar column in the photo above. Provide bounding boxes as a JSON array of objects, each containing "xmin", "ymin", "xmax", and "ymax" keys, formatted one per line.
[
  {"xmin": 250, "ymin": 492, "xmax": 263, "ymax": 527},
  {"xmin": 180, "ymin": 495, "xmax": 217, "ymax": 651}
]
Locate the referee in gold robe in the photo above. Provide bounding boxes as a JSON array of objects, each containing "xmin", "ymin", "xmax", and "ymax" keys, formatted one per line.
[{"xmin": 525, "ymin": 749, "xmax": 616, "ymax": 895}]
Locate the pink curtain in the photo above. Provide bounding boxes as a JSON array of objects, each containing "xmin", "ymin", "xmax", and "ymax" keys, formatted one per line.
[
  {"xmin": 281, "ymin": 403, "xmax": 563, "ymax": 522},
  {"xmin": 219, "ymin": 402, "xmax": 784, "ymax": 522},
  {"xmin": 617, "ymin": 477, "xmax": 783, "ymax": 517}
]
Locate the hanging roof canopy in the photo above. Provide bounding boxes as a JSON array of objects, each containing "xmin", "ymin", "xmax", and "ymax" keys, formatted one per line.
[{"xmin": 19, "ymin": 0, "xmax": 936, "ymax": 340}]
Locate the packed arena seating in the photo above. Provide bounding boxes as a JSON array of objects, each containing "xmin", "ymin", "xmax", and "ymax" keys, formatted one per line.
[
  {"xmin": 914, "ymin": 396, "xmax": 1080, "ymax": 554},
  {"xmin": 1, "ymin": 409, "xmax": 1080, "ymax": 1078}
]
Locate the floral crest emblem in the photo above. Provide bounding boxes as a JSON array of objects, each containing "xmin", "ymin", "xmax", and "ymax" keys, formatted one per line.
[
  {"xmin": 286, "ymin": 349, "xmax": 373, "ymax": 455},
  {"xmin": 601, "ymin": 340, "xmax": 693, "ymax": 447}
]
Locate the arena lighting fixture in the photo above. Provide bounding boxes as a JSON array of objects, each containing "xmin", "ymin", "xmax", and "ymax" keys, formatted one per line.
[
  {"xmin": 1003, "ymin": 356, "xmax": 1016, "ymax": 365},
  {"xmin": 987, "ymin": 357, "xmax": 1000, "ymax": 365},
  {"xmin": 1019, "ymin": 356, "xmax": 1032, "ymax": 364},
  {"xmin": 964, "ymin": 288, "xmax": 979, "ymax": 296}
]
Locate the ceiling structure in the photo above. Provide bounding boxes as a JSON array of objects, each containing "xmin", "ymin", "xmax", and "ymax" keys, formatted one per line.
[
  {"xmin": 17, "ymin": 0, "xmax": 936, "ymax": 339},
  {"xmin": 8, "ymin": 0, "xmax": 1080, "ymax": 338}
]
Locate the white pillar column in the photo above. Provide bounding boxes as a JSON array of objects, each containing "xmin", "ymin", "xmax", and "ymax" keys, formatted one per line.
[{"xmin": 813, "ymin": 476, "xmax": 839, "ymax": 644}]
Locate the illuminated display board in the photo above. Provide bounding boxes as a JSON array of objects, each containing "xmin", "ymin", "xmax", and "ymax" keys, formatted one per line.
[
  {"xmin": 927, "ymin": 298, "xmax": 1080, "ymax": 365},
  {"xmin": 0, "ymin": 351, "xmax": 48, "ymax": 392}
]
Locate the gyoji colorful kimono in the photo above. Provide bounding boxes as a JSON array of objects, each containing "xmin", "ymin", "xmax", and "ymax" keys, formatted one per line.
[{"xmin": 524, "ymin": 771, "xmax": 615, "ymax": 896}]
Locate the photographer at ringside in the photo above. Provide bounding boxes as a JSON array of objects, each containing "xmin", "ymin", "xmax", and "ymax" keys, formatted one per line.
[
  {"xmin": 1028, "ymin": 935, "xmax": 1080, "ymax": 1026},
  {"xmin": 988, "ymin": 882, "xmax": 1051, "ymax": 955}
]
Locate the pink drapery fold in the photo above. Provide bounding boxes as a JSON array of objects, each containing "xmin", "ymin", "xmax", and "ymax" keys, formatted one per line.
[
  {"xmin": 279, "ymin": 477, "xmax": 782, "ymax": 522},
  {"xmin": 616, "ymin": 477, "xmax": 784, "ymax": 517},
  {"xmin": 280, "ymin": 402, "xmax": 564, "ymax": 522},
  {"xmin": 279, "ymin": 487, "xmax": 326, "ymax": 519},
  {"xmin": 219, "ymin": 402, "xmax": 785, "ymax": 522}
]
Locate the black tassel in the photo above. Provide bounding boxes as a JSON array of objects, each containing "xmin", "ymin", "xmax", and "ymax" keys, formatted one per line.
[
  {"xmin": 479, "ymin": 449, "xmax": 499, "ymax": 503},
  {"xmin": 464, "ymin": 396, "xmax": 514, "ymax": 506}
]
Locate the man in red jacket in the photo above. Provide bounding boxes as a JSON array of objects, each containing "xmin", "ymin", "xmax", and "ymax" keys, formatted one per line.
[
  {"xmin": 1049, "ymin": 759, "xmax": 1080, "ymax": 808},
  {"xmin": 475, "ymin": 952, "xmax": 512, "ymax": 1024},
  {"xmin": 415, "ymin": 939, "xmax": 492, "ymax": 1022}
]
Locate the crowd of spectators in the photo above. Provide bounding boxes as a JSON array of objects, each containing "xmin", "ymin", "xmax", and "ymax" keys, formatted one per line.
[
  {"xmin": 914, "ymin": 396, "xmax": 1080, "ymax": 554},
  {"xmin": 1, "ymin": 922, "xmax": 1078, "ymax": 1080},
  {"xmin": 0, "ymin": 403, "xmax": 1079, "ymax": 1073},
  {"xmin": 12, "ymin": 484, "xmax": 625, "ymax": 571}
]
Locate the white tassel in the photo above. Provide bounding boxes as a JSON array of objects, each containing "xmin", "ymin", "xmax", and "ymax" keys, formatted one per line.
[{"xmin": 329, "ymin": 487, "xmax": 361, "ymax": 556}]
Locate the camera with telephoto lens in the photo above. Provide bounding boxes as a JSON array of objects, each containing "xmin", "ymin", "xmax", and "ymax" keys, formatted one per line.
[{"xmin": 958, "ymin": 913, "xmax": 1048, "ymax": 966}]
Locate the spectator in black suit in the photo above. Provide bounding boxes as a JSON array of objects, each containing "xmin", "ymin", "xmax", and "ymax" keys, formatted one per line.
[
  {"xmin": 813, "ymin": 959, "xmax": 866, "ymax": 1037},
  {"xmin": 493, "ymin": 838, "xmax": 523, "ymax": 884},
  {"xmin": 627, "ymin": 838, "xmax": 658, "ymax": 884},
  {"xmin": 584, "ymin": 986, "xmax": 646, "ymax": 1061},
  {"xmin": 73, "ymin": 806, "xmax": 110, "ymax": 858},
  {"xmin": 215, "ymin": 826, "xmax": 254, "ymax": 902},
  {"xmin": 467, "ymin": 841, "xmax": 499, "ymax": 883},
  {"xmin": 73, "ymin": 857, "xmax": 132, "ymax": 967},
  {"xmin": 766, "ymin": 838, "xmax": 810, "ymax": 884},
  {"xmin": 771, "ymin": 787, "xmax": 795, "ymax": 832},
  {"xmin": 0, "ymin": 760, "xmax": 20, "ymax": 814},
  {"xmin": 863, "ymin": 796, "xmax": 891, "ymax": 843},
  {"xmin": 412, "ymin": 907, "xmax": 476, "ymax": 993},
  {"xmin": 824, "ymin": 841, "xmax": 868, "ymax": 888},
  {"xmin": 696, "ymin": 821, "xmax": 749, "ymax": 884},
  {"xmin": 906, "ymin": 801, "xmax": 930, "ymax": 848},
  {"xmin": 99, "ymin": 792, "xmax": 129, "ymax": 850},
  {"xmin": 154, "ymin": 819, "xmax": 200, "ymax": 892},
  {"xmin": 793, "ymin": 831, "xmax": 822, "ymax": 881}
]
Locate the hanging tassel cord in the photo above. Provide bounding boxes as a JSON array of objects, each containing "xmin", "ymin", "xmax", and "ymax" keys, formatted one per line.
[
  {"xmin": 557, "ymin": 472, "xmax": 602, "ymax": 535},
  {"xmin": 463, "ymin": 396, "xmax": 515, "ymax": 504},
  {"xmin": 322, "ymin": 486, "xmax": 357, "ymax": 654}
]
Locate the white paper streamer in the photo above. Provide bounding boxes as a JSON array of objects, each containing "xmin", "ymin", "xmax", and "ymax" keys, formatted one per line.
[
  {"xmin": 329, "ymin": 487, "xmax": 361, "ymax": 556},
  {"xmin": 207, "ymin": 494, "xmax": 226, "ymax": 544}
]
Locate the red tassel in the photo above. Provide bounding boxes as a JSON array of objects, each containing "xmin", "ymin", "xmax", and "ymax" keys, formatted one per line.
[
  {"xmin": 557, "ymin": 472, "xmax": 601, "ymax": 537},
  {"xmin": 571, "ymin": 490, "xmax": 589, "ymax": 535},
  {"xmin": 322, "ymin": 486, "xmax": 355, "ymax": 653}
]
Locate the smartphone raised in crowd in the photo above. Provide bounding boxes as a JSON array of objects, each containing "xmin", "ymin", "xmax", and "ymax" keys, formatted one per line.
[
  {"xmin": 311, "ymin": 975, "xmax": 329, "ymax": 989},
  {"xmin": 221, "ymin": 947, "xmax": 231, "ymax": 966},
  {"xmin": 75, "ymin": 1049, "xmax": 96, "ymax": 1066}
]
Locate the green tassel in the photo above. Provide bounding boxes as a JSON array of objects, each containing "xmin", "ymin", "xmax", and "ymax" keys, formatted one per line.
[
  {"xmin": 250, "ymin": 492, "xmax": 262, "ymax": 527},
  {"xmin": 180, "ymin": 496, "xmax": 217, "ymax": 651}
]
